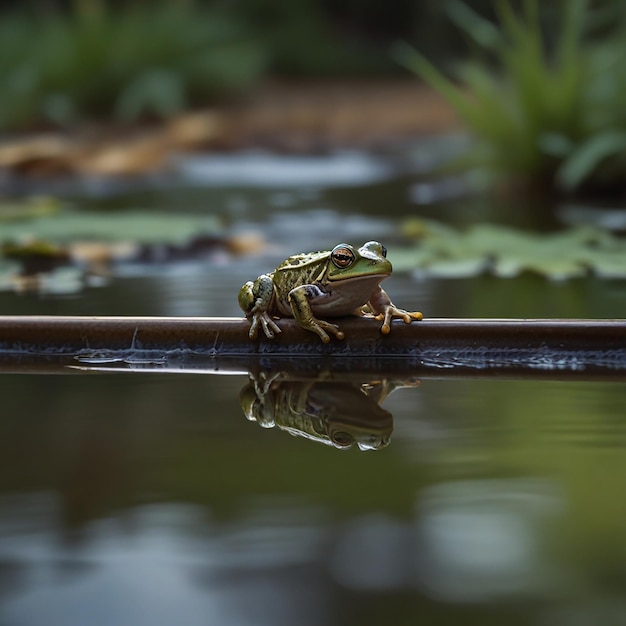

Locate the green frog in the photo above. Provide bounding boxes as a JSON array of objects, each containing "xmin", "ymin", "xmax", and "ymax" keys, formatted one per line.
[
  {"xmin": 240, "ymin": 377, "xmax": 394, "ymax": 450},
  {"xmin": 238, "ymin": 241, "xmax": 423, "ymax": 343}
]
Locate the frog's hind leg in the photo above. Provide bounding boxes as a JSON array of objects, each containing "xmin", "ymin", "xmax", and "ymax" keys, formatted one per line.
[
  {"xmin": 238, "ymin": 281, "xmax": 256, "ymax": 314},
  {"xmin": 288, "ymin": 285, "xmax": 345, "ymax": 343},
  {"xmin": 239, "ymin": 275, "xmax": 282, "ymax": 339}
]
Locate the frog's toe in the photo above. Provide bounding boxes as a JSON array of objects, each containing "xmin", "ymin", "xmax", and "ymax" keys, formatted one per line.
[
  {"xmin": 261, "ymin": 314, "xmax": 281, "ymax": 339},
  {"xmin": 249, "ymin": 312, "xmax": 281, "ymax": 340},
  {"xmin": 323, "ymin": 321, "xmax": 345, "ymax": 340},
  {"xmin": 378, "ymin": 307, "xmax": 423, "ymax": 334},
  {"xmin": 248, "ymin": 317, "xmax": 260, "ymax": 339},
  {"xmin": 312, "ymin": 320, "xmax": 344, "ymax": 342}
]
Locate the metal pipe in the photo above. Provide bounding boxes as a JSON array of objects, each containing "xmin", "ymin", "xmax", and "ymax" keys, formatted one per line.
[
  {"xmin": 0, "ymin": 315, "xmax": 624, "ymax": 353},
  {"xmin": 0, "ymin": 316, "xmax": 625, "ymax": 377}
]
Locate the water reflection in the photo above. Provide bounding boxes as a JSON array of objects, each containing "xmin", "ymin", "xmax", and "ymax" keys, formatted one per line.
[
  {"xmin": 240, "ymin": 369, "xmax": 419, "ymax": 450},
  {"xmin": 2, "ymin": 364, "xmax": 626, "ymax": 624},
  {"xmin": 413, "ymin": 479, "xmax": 562, "ymax": 602}
]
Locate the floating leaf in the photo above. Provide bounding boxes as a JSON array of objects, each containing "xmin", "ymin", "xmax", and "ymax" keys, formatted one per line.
[
  {"xmin": 2, "ymin": 238, "xmax": 69, "ymax": 260},
  {"xmin": 0, "ymin": 260, "xmax": 20, "ymax": 292},
  {"xmin": 38, "ymin": 266, "xmax": 85, "ymax": 295},
  {"xmin": 0, "ymin": 210, "xmax": 223, "ymax": 246},
  {"xmin": 0, "ymin": 196, "xmax": 61, "ymax": 221},
  {"xmin": 417, "ymin": 257, "xmax": 488, "ymax": 278},
  {"xmin": 399, "ymin": 218, "xmax": 626, "ymax": 280}
]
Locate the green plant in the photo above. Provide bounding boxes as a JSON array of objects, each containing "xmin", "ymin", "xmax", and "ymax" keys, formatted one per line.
[
  {"xmin": 0, "ymin": 1, "xmax": 266, "ymax": 130},
  {"xmin": 396, "ymin": 0, "xmax": 626, "ymax": 193}
]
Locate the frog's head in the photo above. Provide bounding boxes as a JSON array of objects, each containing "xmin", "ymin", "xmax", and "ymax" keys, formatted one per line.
[{"xmin": 326, "ymin": 241, "xmax": 392, "ymax": 281}]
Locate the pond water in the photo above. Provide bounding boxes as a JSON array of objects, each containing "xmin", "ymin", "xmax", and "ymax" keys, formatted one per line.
[{"xmin": 2, "ymin": 146, "xmax": 626, "ymax": 625}]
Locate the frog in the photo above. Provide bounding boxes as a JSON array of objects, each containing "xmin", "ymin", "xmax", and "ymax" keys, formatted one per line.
[
  {"xmin": 240, "ymin": 375, "xmax": 394, "ymax": 450},
  {"xmin": 238, "ymin": 240, "xmax": 423, "ymax": 343},
  {"xmin": 240, "ymin": 369, "xmax": 420, "ymax": 450}
]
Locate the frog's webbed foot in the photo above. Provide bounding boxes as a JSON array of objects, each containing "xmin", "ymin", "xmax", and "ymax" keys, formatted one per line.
[
  {"xmin": 252, "ymin": 369, "xmax": 283, "ymax": 395},
  {"xmin": 308, "ymin": 319, "xmax": 345, "ymax": 344},
  {"xmin": 249, "ymin": 309, "xmax": 282, "ymax": 340},
  {"xmin": 374, "ymin": 306, "xmax": 423, "ymax": 335},
  {"xmin": 240, "ymin": 275, "xmax": 281, "ymax": 340},
  {"xmin": 362, "ymin": 378, "xmax": 420, "ymax": 404}
]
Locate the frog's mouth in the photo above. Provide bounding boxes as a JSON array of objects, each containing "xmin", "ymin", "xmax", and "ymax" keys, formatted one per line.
[{"xmin": 326, "ymin": 271, "xmax": 390, "ymax": 283}]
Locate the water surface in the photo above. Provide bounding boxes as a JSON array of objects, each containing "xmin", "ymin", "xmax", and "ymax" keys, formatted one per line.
[{"xmin": 2, "ymin": 146, "xmax": 626, "ymax": 625}]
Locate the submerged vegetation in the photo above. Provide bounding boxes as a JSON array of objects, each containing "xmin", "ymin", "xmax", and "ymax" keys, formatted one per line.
[{"xmin": 397, "ymin": 0, "xmax": 626, "ymax": 195}]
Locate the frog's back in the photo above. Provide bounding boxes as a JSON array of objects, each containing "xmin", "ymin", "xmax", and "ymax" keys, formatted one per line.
[{"xmin": 273, "ymin": 250, "xmax": 329, "ymax": 292}]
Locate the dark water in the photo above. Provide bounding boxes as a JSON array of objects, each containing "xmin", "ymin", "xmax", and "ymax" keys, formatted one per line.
[
  {"xmin": 3, "ymin": 149, "xmax": 626, "ymax": 625},
  {"xmin": 3, "ymin": 279, "xmax": 626, "ymax": 626}
]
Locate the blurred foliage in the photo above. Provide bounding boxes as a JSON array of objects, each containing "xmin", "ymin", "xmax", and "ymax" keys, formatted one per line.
[
  {"xmin": 394, "ymin": 217, "xmax": 626, "ymax": 279},
  {"xmin": 0, "ymin": 0, "xmax": 266, "ymax": 130},
  {"xmin": 396, "ymin": 0, "xmax": 626, "ymax": 195},
  {"xmin": 230, "ymin": 0, "xmax": 389, "ymax": 76},
  {"xmin": 0, "ymin": 0, "xmax": 511, "ymax": 131},
  {"xmin": 4, "ymin": 0, "xmax": 626, "ymax": 198}
]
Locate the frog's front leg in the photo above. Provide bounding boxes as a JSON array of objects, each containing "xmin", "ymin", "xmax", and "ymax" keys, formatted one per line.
[
  {"xmin": 239, "ymin": 275, "xmax": 282, "ymax": 340},
  {"xmin": 368, "ymin": 286, "xmax": 423, "ymax": 335},
  {"xmin": 288, "ymin": 285, "xmax": 345, "ymax": 343}
]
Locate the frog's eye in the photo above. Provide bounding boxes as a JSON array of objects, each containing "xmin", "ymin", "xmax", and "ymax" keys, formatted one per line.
[
  {"xmin": 330, "ymin": 431, "xmax": 354, "ymax": 449},
  {"xmin": 380, "ymin": 244, "xmax": 387, "ymax": 258},
  {"xmin": 331, "ymin": 246, "xmax": 355, "ymax": 269}
]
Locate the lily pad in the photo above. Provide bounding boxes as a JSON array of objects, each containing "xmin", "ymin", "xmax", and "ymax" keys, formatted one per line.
[
  {"xmin": 0, "ymin": 196, "xmax": 61, "ymax": 222},
  {"xmin": 0, "ymin": 207, "xmax": 232, "ymax": 293},
  {"xmin": 399, "ymin": 219, "xmax": 626, "ymax": 280},
  {"xmin": 580, "ymin": 242, "xmax": 626, "ymax": 278},
  {"xmin": 0, "ymin": 210, "xmax": 223, "ymax": 246},
  {"xmin": 465, "ymin": 225, "xmax": 594, "ymax": 279},
  {"xmin": 0, "ymin": 260, "xmax": 20, "ymax": 292},
  {"xmin": 418, "ymin": 257, "xmax": 488, "ymax": 278},
  {"xmin": 2, "ymin": 239, "xmax": 69, "ymax": 260}
]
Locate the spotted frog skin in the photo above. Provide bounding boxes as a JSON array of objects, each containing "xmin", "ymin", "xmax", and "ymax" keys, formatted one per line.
[{"xmin": 238, "ymin": 241, "xmax": 423, "ymax": 343}]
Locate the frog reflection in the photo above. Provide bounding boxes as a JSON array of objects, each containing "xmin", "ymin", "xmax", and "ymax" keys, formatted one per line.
[{"xmin": 240, "ymin": 373, "xmax": 419, "ymax": 451}]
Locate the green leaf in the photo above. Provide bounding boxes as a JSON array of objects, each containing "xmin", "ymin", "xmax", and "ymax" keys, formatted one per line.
[
  {"xmin": 539, "ymin": 132, "xmax": 574, "ymax": 157},
  {"xmin": 0, "ymin": 210, "xmax": 223, "ymax": 246},
  {"xmin": 392, "ymin": 42, "xmax": 475, "ymax": 118},
  {"xmin": 115, "ymin": 69, "xmax": 185, "ymax": 121},
  {"xmin": 556, "ymin": 0, "xmax": 589, "ymax": 69},
  {"xmin": 444, "ymin": 0, "xmax": 502, "ymax": 50},
  {"xmin": 398, "ymin": 218, "xmax": 626, "ymax": 280},
  {"xmin": 397, "ymin": 0, "xmax": 626, "ymax": 191},
  {"xmin": 557, "ymin": 132, "xmax": 626, "ymax": 190}
]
